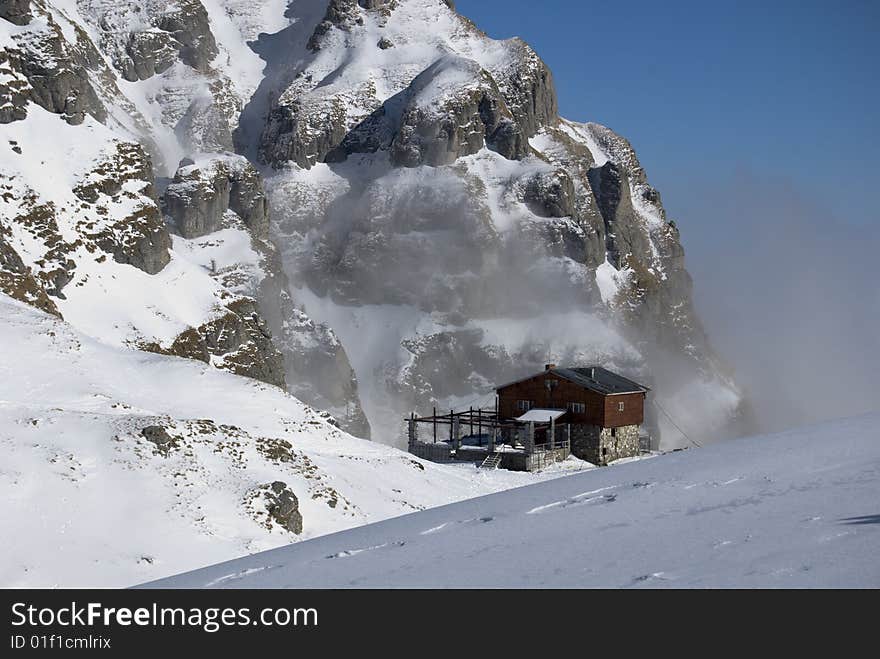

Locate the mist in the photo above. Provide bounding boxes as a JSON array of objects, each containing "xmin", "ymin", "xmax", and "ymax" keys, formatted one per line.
[{"xmin": 680, "ymin": 170, "xmax": 880, "ymax": 434}]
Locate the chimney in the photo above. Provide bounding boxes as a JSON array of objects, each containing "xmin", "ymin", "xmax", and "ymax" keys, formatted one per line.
[{"xmin": 545, "ymin": 363, "xmax": 556, "ymax": 371}]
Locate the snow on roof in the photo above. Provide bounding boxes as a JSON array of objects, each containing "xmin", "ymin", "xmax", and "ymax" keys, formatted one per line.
[{"xmin": 515, "ymin": 409, "xmax": 566, "ymax": 423}]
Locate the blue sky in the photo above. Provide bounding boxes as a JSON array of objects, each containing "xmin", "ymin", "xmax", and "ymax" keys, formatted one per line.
[{"xmin": 456, "ymin": 0, "xmax": 879, "ymax": 228}]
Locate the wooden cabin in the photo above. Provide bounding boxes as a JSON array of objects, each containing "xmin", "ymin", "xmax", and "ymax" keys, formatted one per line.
[{"xmin": 496, "ymin": 364, "xmax": 650, "ymax": 465}]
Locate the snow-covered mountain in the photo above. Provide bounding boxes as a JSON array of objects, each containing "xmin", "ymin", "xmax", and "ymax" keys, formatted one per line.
[
  {"xmin": 1, "ymin": 0, "xmax": 748, "ymax": 449},
  {"xmin": 0, "ymin": 0, "xmax": 760, "ymax": 586},
  {"xmin": 143, "ymin": 413, "xmax": 880, "ymax": 588},
  {"xmin": 0, "ymin": 294, "xmax": 592, "ymax": 587}
]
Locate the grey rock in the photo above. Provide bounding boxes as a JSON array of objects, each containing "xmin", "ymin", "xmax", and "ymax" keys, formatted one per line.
[
  {"xmin": 142, "ymin": 297, "xmax": 287, "ymax": 390},
  {"xmin": 0, "ymin": 0, "xmax": 31, "ymax": 26},
  {"xmin": 281, "ymin": 306, "xmax": 372, "ymax": 438},
  {"xmin": 141, "ymin": 425, "xmax": 177, "ymax": 457},
  {"xmin": 260, "ymin": 93, "xmax": 352, "ymax": 169},
  {"xmin": 588, "ymin": 161, "xmax": 653, "ymax": 270},
  {"xmin": 390, "ymin": 56, "xmax": 527, "ymax": 167},
  {"xmin": 492, "ymin": 39, "xmax": 557, "ymax": 138},
  {"xmin": 0, "ymin": 230, "xmax": 61, "ymax": 317},
  {"xmin": 254, "ymin": 233, "xmax": 371, "ymax": 438},
  {"xmin": 164, "ymin": 157, "xmax": 269, "ymax": 239},
  {"xmin": 121, "ymin": 29, "xmax": 178, "ymax": 82},
  {"xmin": 259, "ymin": 481, "xmax": 303, "ymax": 534},
  {"xmin": 155, "ymin": 0, "xmax": 218, "ymax": 73},
  {"xmin": 524, "ymin": 169, "xmax": 575, "ymax": 218},
  {"xmin": 11, "ymin": 15, "xmax": 107, "ymax": 125},
  {"xmin": 228, "ymin": 165, "xmax": 270, "ymax": 240},
  {"xmin": 377, "ymin": 36, "xmax": 394, "ymax": 50},
  {"xmin": 0, "ymin": 50, "xmax": 29, "ymax": 123},
  {"xmin": 74, "ymin": 142, "xmax": 172, "ymax": 275},
  {"xmin": 175, "ymin": 102, "xmax": 233, "ymax": 153}
]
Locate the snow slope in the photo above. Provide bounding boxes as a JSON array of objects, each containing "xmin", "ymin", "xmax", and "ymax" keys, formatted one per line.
[
  {"xmin": 144, "ymin": 413, "xmax": 880, "ymax": 588},
  {"xmin": 0, "ymin": 294, "xmax": 593, "ymax": 587}
]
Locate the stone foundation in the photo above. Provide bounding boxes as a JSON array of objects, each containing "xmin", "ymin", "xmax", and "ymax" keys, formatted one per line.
[{"xmin": 570, "ymin": 423, "xmax": 640, "ymax": 465}]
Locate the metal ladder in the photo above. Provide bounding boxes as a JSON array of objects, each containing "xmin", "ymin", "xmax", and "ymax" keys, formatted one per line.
[{"xmin": 479, "ymin": 452, "xmax": 503, "ymax": 470}]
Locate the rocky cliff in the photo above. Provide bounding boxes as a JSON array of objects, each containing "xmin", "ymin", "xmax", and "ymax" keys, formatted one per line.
[{"xmin": 0, "ymin": 0, "xmax": 747, "ymax": 447}]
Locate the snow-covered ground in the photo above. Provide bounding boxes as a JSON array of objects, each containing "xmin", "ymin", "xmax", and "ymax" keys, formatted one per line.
[
  {"xmin": 0, "ymin": 294, "xmax": 595, "ymax": 588},
  {"xmin": 144, "ymin": 413, "xmax": 880, "ymax": 588}
]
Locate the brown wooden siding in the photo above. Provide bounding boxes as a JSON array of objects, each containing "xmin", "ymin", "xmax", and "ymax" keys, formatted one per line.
[{"xmin": 497, "ymin": 372, "xmax": 645, "ymax": 428}]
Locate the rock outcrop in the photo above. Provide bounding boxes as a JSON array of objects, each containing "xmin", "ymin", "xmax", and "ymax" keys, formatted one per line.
[
  {"xmin": 160, "ymin": 155, "xmax": 370, "ymax": 432},
  {"xmin": 142, "ymin": 298, "xmax": 287, "ymax": 389},
  {"xmin": 250, "ymin": 481, "xmax": 303, "ymax": 534},
  {"xmin": 74, "ymin": 142, "xmax": 171, "ymax": 275},
  {"xmin": 77, "ymin": 0, "xmax": 217, "ymax": 83},
  {"xmin": 0, "ymin": 231, "xmax": 60, "ymax": 317},
  {"xmin": 0, "ymin": 0, "xmax": 32, "ymax": 26},
  {"xmin": 164, "ymin": 156, "xmax": 269, "ymax": 239},
  {"xmin": 390, "ymin": 56, "xmax": 527, "ymax": 167},
  {"xmin": 0, "ymin": 0, "xmax": 108, "ymax": 125},
  {"xmin": 279, "ymin": 306, "xmax": 372, "ymax": 438}
]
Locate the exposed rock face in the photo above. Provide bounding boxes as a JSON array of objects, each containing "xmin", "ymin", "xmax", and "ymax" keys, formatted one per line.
[
  {"xmin": 72, "ymin": 0, "xmax": 235, "ymax": 158},
  {"xmin": 281, "ymin": 307, "xmax": 372, "ymax": 438},
  {"xmin": 160, "ymin": 155, "xmax": 370, "ymax": 432},
  {"xmin": 154, "ymin": 0, "xmax": 218, "ymax": 74},
  {"xmin": 260, "ymin": 91, "xmax": 354, "ymax": 169},
  {"xmin": 0, "ymin": 231, "xmax": 60, "ymax": 317},
  {"xmin": 395, "ymin": 329, "xmax": 517, "ymax": 409},
  {"xmin": 1, "ymin": 2, "xmax": 108, "ymax": 125},
  {"xmin": 0, "ymin": 50, "xmax": 29, "ymax": 123},
  {"xmin": 390, "ymin": 56, "xmax": 527, "ymax": 167},
  {"xmin": 120, "ymin": 29, "xmax": 178, "ymax": 82},
  {"xmin": 524, "ymin": 169, "xmax": 576, "ymax": 218},
  {"xmin": 490, "ymin": 38, "xmax": 557, "ymax": 139},
  {"xmin": 164, "ymin": 156, "xmax": 269, "ymax": 239},
  {"xmin": 0, "ymin": 0, "xmax": 31, "ymax": 27},
  {"xmin": 589, "ymin": 161, "xmax": 654, "ymax": 269},
  {"xmin": 140, "ymin": 425, "xmax": 178, "ymax": 457},
  {"xmin": 252, "ymin": 481, "xmax": 303, "ymax": 534},
  {"xmin": 79, "ymin": 0, "xmax": 218, "ymax": 83},
  {"xmin": 142, "ymin": 297, "xmax": 287, "ymax": 389},
  {"xmin": 255, "ymin": 234, "xmax": 372, "ymax": 438},
  {"xmin": 73, "ymin": 142, "xmax": 171, "ymax": 275}
]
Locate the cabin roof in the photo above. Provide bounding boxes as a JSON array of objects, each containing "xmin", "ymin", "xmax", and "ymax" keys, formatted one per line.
[
  {"xmin": 496, "ymin": 366, "xmax": 650, "ymax": 396},
  {"xmin": 515, "ymin": 408, "xmax": 567, "ymax": 423}
]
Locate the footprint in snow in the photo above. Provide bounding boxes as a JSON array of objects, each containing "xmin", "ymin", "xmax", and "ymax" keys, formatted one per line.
[
  {"xmin": 526, "ymin": 486, "xmax": 618, "ymax": 514},
  {"xmin": 419, "ymin": 516, "xmax": 494, "ymax": 535},
  {"xmin": 326, "ymin": 541, "xmax": 406, "ymax": 559},
  {"xmin": 629, "ymin": 572, "xmax": 671, "ymax": 587},
  {"xmin": 204, "ymin": 565, "xmax": 278, "ymax": 587}
]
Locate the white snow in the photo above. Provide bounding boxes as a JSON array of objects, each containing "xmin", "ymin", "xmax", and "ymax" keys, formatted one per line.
[
  {"xmin": 144, "ymin": 413, "xmax": 880, "ymax": 588},
  {"xmin": 595, "ymin": 258, "xmax": 627, "ymax": 305},
  {"xmin": 0, "ymin": 294, "xmax": 595, "ymax": 587},
  {"xmin": 515, "ymin": 409, "xmax": 566, "ymax": 422}
]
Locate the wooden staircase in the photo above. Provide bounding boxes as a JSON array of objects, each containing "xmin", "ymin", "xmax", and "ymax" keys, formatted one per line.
[{"xmin": 479, "ymin": 452, "xmax": 503, "ymax": 470}]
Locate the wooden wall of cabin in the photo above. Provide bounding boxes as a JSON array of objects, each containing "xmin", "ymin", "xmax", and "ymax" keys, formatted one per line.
[{"xmin": 497, "ymin": 372, "xmax": 645, "ymax": 428}]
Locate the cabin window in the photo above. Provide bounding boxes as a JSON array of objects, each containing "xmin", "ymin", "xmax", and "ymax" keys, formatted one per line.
[
  {"xmin": 567, "ymin": 402, "xmax": 585, "ymax": 413},
  {"xmin": 618, "ymin": 401, "xmax": 625, "ymax": 412},
  {"xmin": 611, "ymin": 427, "xmax": 617, "ymax": 438},
  {"xmin": 516, "ymin": 400, "xmax": 533, "ymax": 412}
]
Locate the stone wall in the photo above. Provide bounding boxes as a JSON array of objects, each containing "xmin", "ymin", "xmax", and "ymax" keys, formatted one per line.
[
  {"xmin": 502, "ymin": 447, "xmax": 569, "ymax": 472},
  {"xmin": 600, "ymin": 424, "xmax": 640, "ymax": 463},
  {"xmin": 570, "ymin": 423, "xmax": 641, "ymax": 465}
]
